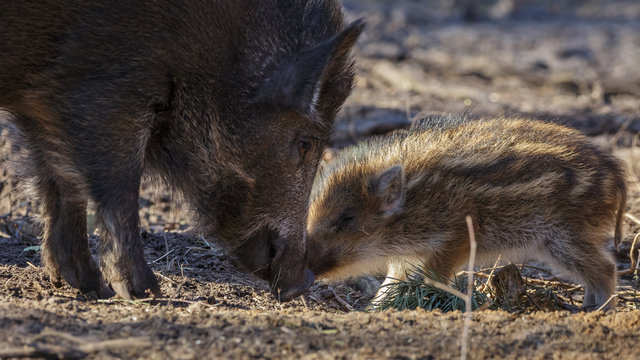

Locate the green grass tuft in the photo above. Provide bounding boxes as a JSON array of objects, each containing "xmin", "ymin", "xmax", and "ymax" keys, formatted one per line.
[{"xmin": 370, "ymin": 266, "xmax": 488, "ymax": 312}]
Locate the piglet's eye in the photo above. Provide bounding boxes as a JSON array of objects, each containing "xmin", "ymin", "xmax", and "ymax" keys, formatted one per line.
[{"xmin": 335, "ymin": 213, "xmax": 355, "ymax": 230}]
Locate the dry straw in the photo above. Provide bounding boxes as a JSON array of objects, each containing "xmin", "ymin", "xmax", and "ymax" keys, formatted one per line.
[{"xmin": 460, "ymin": 215, "xmax": 477, "ymax": 360}]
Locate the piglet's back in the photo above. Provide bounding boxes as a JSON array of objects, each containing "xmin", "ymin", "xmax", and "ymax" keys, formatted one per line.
[{"xmin": 396, "ymin": 116, "xmax": 626, "ymax": 248}]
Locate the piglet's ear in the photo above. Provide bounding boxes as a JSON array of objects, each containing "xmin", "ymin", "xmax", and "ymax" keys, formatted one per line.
[
  {"xmin": 373, "ymin": 165, "xmax": 404, "ymax": 217},
  {"xmin": 259, "ymin": 19, "xmax": 365, "ymax": 116}
]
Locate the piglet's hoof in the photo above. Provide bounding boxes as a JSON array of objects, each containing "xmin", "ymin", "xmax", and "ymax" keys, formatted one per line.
[{"xmin": 347, "ymin": 276, "xmax": 380, "ymax": 298}]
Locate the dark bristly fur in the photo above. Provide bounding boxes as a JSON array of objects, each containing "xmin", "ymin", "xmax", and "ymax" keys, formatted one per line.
[
  {"xmin": 307, "ymin": 114, "xmax": 626, "ymax": 310},
  {"xmin": 0, "ymin": 0, "xmax": 364, "ymax": 301}
]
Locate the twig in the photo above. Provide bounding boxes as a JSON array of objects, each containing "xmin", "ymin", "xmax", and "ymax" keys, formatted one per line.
[
  {"xmin": 155, "ymin": 272, "xmax": 177, "ymax": 284},
  {"xmin": 151, "ymin": 248, "xmax": 175, "ymax": 264},
  {"xmin": 300, "ymin": 295, "xmax": 309, "ymax": 311},
  {"xmin": 596, "ymin": 294, "xmax": 620, "ymax": 311},
  {"xmin": 617, "ymin": 294, "xmax": 640, "ymax": 301},
  {"xmin": 486, "ymin": 255, "xmax": 501, "ymax": 283},
  {"xmin": 307, "ymin": 294, "xmax": 322, "ymax": 304},
  {"xmin": 200, "ymin": 236, "xmax": 214, "ymax": 250},
  {"xmin": 421, "ymin": 277, "xmax": 468, "ymax": 299},
  {"xmin": 414, "ymin": 259, "xmax": 469, "ymax": 299},
  {"xmin": 566, "ymin": 285, "xmax": 582, "ymax": 292},
  {"xmin": 624, "ymin": 212, "xmax": 640, "ymax": 227},
  {"xmin": 330, "ymin": 286, "xmax": 354, "ymax": 311},
  {"xmin": 184, "ymin": 246, "xmax": 210, "ymax": 257},
  {"xmin": 479, "ymin": 255, "xmax": 501, "ymax": 292},
  {"xmin": 470, "ymin": 263, "xmax": 554, "ymax": 276},
  {"xmin": 460, "ymin": 215, "xmax": 477, "ymax": 360},
  {"xmin": 524, "ymin": 277, "xmax": 582, "ymax": 289}
]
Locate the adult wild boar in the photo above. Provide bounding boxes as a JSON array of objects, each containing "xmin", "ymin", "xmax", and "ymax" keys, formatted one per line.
[{"xmin": 0, "ymin": 0, "xmax": 364, "ymax": 301}]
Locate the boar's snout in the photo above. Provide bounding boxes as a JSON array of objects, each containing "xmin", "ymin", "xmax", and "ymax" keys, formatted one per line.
[
  {"xmin": 231, "ymin": 227, "xmax": 314, "ymax": 302},
  {"xmin": 275, "ymin": 268, "xmax": 315, "ymax": 302},
  {"xmin": 267, "ymin": 231, "xmax": 316, "ymax": 302}
]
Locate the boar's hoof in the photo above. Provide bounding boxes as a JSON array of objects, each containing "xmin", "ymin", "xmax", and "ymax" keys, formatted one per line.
[
  {"xmin": 47, "ymin": 268, "xmax": 64, "ymax": 288},
  {"xmin": 273, "ymin": 269, "xmax": 315, "ymax": 302},
  {"xmin": 98, "ymin": 283, "xmax": 116, "ymax": 298},
  {"xmin": 104, "ymin": 263, "xmax": 161, "ymax": 300},
  {"xmin": 110, "ymin": 278, "xmax": 161, "ymax": 300},
  {"xmin": 48, "ymin": 257, "xmax": 111, "ymax": 297}
]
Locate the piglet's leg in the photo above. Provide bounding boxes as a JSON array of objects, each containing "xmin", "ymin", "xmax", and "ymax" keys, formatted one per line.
[
  {"xmin": 543, "ymin": 239, "xmax": 617, "ymax": 311},
  {"xmin": 372, "ymin": 258, "xmax": 409, "ymax": 304}
]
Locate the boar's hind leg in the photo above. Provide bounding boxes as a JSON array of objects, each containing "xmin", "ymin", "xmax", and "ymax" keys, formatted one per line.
[
  {"xmin": 92, "ymin": 171, "xmax": 161, "ymax": 300},
  {"xmin": 37, "ymin": 173, "xmax": 112, "ymax": 297},
  {"xmin": 544, "ymin": 239, "xmax": 616, "ymax": 311}
]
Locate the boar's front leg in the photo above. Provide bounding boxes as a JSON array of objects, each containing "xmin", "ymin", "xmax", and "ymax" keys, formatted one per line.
[
  {"xmin": 36, "ymin": 167, "xmax": 113, "ymax": 298},
  {"xmin": 95, "ymin": 184, "xmax": 160, "ymax": 300},
  {"xmin": 87, "ymin": 139, "xmax": 161, "ymax": 300}
]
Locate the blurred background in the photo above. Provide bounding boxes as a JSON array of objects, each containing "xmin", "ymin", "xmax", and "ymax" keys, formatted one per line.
[{"xmin": 333, "ymin": 0, "xmax": 640, "ymax": 147}]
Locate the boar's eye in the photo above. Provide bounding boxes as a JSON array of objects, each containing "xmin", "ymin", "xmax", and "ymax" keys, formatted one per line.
[
  {"xmin": 269, "ymin": 242, "xmax": 278, "ymax": 260},
  {"xmin": 298, "ymin": 139, "xmax": 311, "ymax": 154},
  {"xmin": 296, "ymin": 138, "xmax": 314, "ymax": 163}
]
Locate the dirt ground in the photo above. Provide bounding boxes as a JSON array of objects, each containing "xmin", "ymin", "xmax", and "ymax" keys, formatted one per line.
[{"xmin": 2, "ymin": 1, "xmax": 640, "ymax": 359}]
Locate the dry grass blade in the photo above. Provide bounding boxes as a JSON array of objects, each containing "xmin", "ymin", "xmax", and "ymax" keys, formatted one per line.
[
  {"xmin": 624, "ymin": 212, "xmax": 640, "ymax": 226},
  {"xmin": 596, "ymin": 294, "xmax": 620, "ymax": 311},
  {"xmin": 460, "ymin": 215, "xmax": 477, "ymax": 360},
  {"xmin": 330, "ymin": 286, "xmax": 354, "ymax": 311},
  {"xmin": 422, "ymin": 277, "xmax": 468, "ymax": 299},
  {"xmin": 480, "ymin": 255, "xmax": 502, "ymax": 293},
  {"xmin": 151, "ymin": 248, "xmax": 175, "ymax": 264}
]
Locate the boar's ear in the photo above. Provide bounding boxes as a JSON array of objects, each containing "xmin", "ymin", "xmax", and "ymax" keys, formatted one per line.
[
  {"xmin": 373, "ymin": 165, "xmax": 405, "ymax": 217},
  {"xmin": 259, "ymin": 19, "xmax": 365, "ymax": 116}
]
